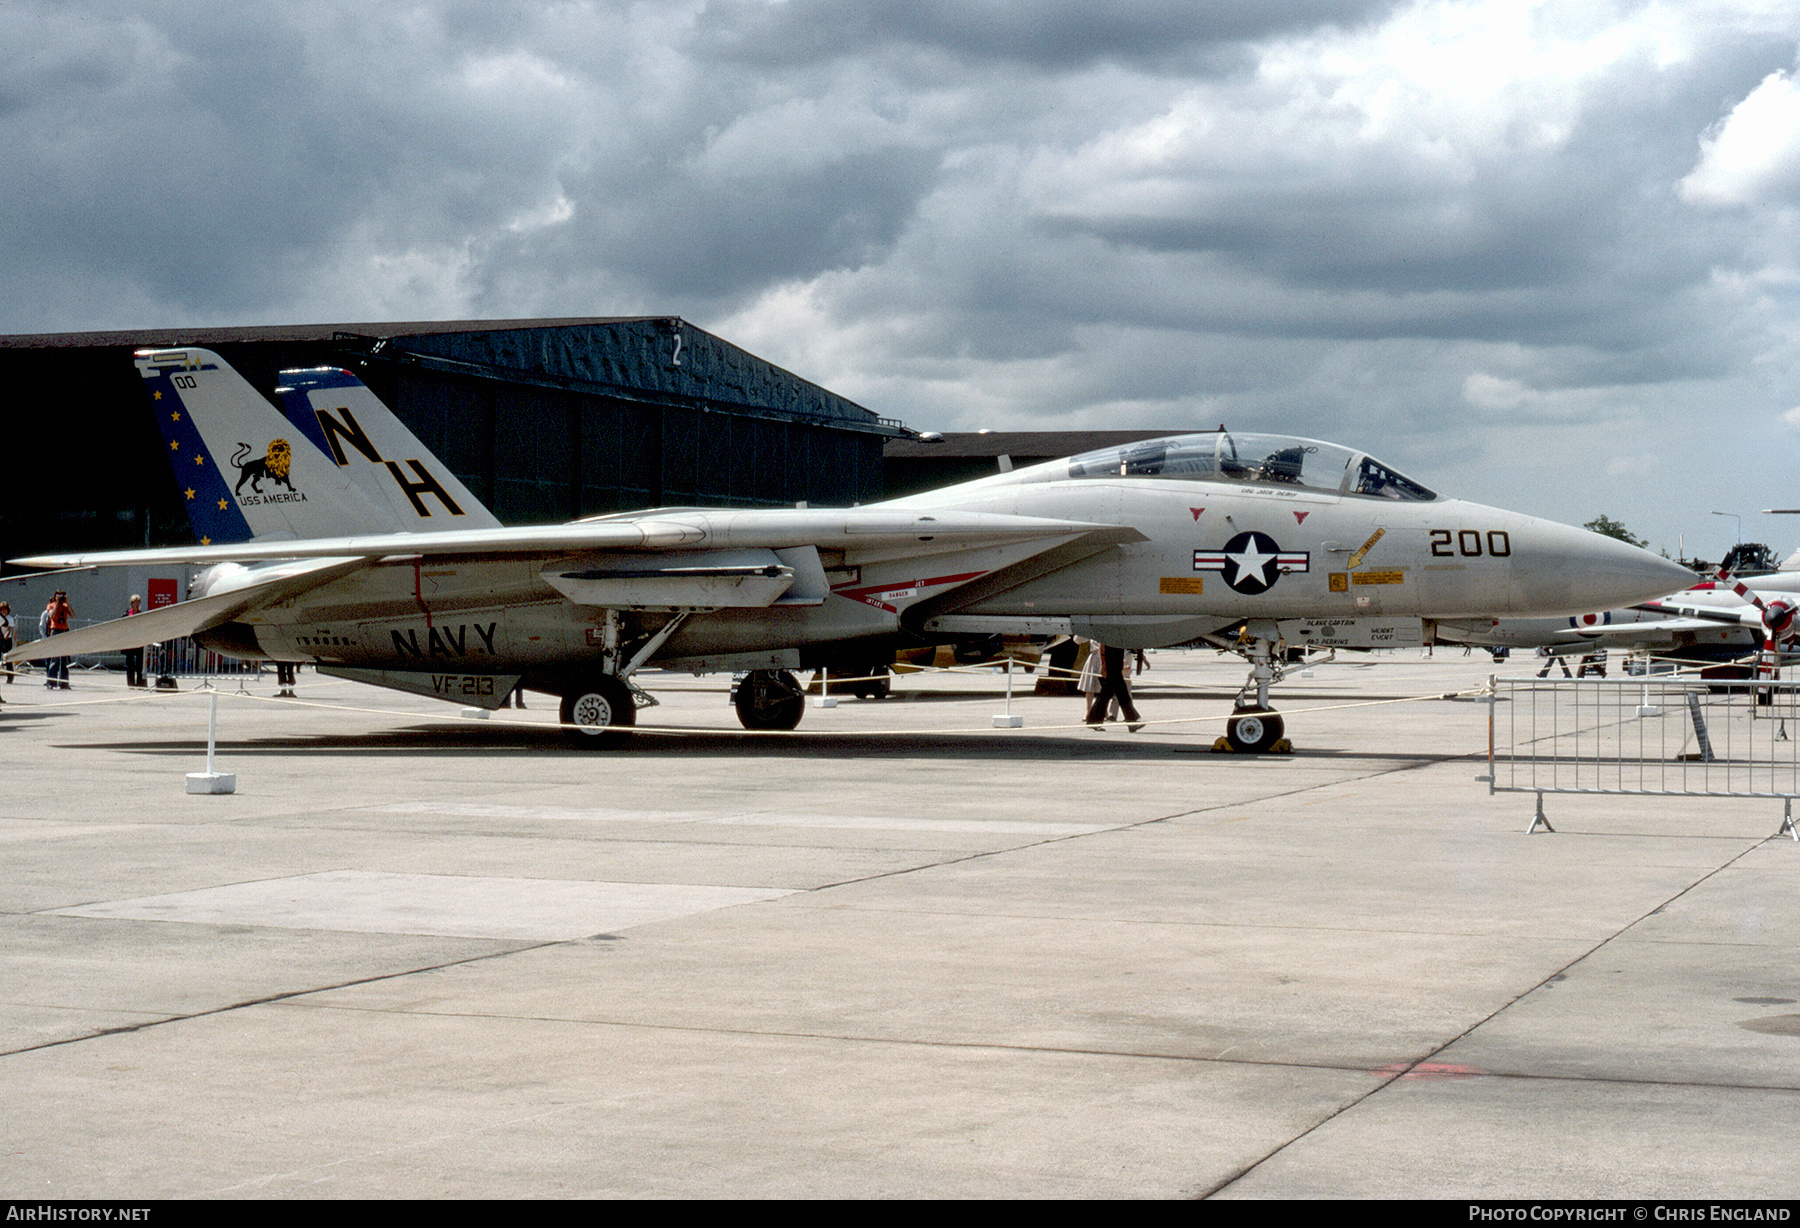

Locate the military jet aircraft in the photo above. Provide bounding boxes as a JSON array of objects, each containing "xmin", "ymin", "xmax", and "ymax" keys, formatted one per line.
[{"xmin": 8, "ymin": 348, "xmax": 1694, "ymax": 751}]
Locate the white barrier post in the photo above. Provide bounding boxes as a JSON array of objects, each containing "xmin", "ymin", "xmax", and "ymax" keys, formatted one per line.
[
  {"xmin": 994, "ymin": 658, "xmax": 1023, "ymax": 728},
  {"xmin": 185, "ymin": 690, "xmax": 237, "ymax": 794}
]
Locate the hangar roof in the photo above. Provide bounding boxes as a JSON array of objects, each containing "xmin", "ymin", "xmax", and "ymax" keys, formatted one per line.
[
  {"xmin": 0, "ymin": 317, "xmax": 646, "ymax": 347},
  {"xmin": 883, "ymin": 430, "xmax": 1195, "ymax": 499},
  {"xmin": 1, "ymin": 316, "xmax": 905, "ymax": 437},
  {"xmin": 886, "ymin": 430, "xmax": 1191, "ymax": 461}
]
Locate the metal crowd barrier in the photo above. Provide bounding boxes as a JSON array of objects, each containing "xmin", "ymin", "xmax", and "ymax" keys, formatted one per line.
[
  {"xmin": 141, "ymin": 636, "xmax": 261, "ymax": 679},
  {"xmin": 1487, "ymin": 673, "xmax": 1800, "ymax": 837},
  {"xmin": 13, "ymin": 630, "xmax": 262, "ymax": 682}
]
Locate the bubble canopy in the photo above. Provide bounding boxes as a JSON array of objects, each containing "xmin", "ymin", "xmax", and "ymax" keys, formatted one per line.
[{"xmin": 1059, "ymin": 432, "xmax": 1438, "ymax": 502}]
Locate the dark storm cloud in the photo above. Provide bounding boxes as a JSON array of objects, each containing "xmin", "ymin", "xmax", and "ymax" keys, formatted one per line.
[
  {"xmin": 609, "ymin": 150, "xmax": 939, "ymax": 295},
  {"xmin": 476, "ymin": 145, "xmax": 940, "ymax": 306},
  {"xmin": 3, "ymin": 1, "xmax": 1799, "ymax": 549},
  {"xmin": 694, "ymin": 0, "xmax": 1400, "ymax": 69},
  {"xmin": 1021, "ymin": 34, "xmax": 1798, "ymax": 362},
  {"xmin": 0, "ymin": 1, "xmax": 612, "ymax": 323}
]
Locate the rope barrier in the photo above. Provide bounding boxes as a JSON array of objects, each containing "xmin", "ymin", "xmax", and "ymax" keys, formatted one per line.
[{"xmin": 4, "ymin": 663, "xmax": 1492, "ymax": 739}]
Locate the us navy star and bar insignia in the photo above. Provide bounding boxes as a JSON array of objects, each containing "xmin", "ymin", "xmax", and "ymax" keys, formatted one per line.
[
  {"xmin": 1193, "ymin": 531, "xmax": 1310, "ymax": 595},
  {"xmin": 1166, "ymin": 523, "xmax": 1406, "ymax": 598}
]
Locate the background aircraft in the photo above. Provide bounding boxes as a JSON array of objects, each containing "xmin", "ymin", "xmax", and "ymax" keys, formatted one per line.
[
  {"xmin": 1433, "ymin": 607, "xmax": 1760, "ymax": 658},
  {"xmin": 9, "ymin": 348, "xmax": 1693, "ymax": 751},
  {"xmin": 1433, "ymin": 564, "xmax": 1800, "ymax": 675}
]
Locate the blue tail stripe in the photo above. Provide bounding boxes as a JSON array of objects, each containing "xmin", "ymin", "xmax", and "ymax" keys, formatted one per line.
[{"xmin": 274, "ymin": 371, "xmax": 348, "ymax": 466}]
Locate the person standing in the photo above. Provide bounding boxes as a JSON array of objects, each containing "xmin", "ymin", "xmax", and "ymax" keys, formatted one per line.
[
  {"xmin": 41, "ymin": 590, "xmax": 71, "ymax": 690},
  {"xmin": 122, "ymin": 595, "xmax": 146, "ymax": 688},
  {"xmin": 0, "ymin": 600, "xmax": 14, "ymax": 688},
  {"xmin": 1080, "ymin": 639, "xmax": 1143, "ymax": 732}
]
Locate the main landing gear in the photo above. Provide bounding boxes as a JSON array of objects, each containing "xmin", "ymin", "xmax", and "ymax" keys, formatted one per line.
[
  {"xmin": 730, "ymin": 665, "xmax": 891, "ymax": 731},
  {"xmin": 559, "ymin": 675, "xmax": 637, "ymax": 747},
  {"xmin": 733, "ymin": 669, "xmax": 806, "ymax": 731},
  {"xmin": 844, "ymin": 663, "xmax": 891, "ymax": 700},
  {"xmin": 556, "ymin": 610, "xmax": 687, "ymax": 749},
  {"xmin": 1211, "ymin": 622, "xmax": 1294, "ymax": 755}
]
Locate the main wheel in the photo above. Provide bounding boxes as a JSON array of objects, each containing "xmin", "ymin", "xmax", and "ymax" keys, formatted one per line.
[
  {"xmin": 559, "ymin": 675, "xmax": 636, "ymax": 748},
  {"xmin": 953, "ymin": 635, "xmax": 1003, "ymax": 665},
  {"xmin": 850, "ymin": 664, "xmax": 891, "ymax": 700},
  {"xmin": 1225, "ymin": 707, "xmax": 1285, "ymax": 754},
  {"xmin": 734, "ymin": 669, "xmax": 805, "ymax": 731}
]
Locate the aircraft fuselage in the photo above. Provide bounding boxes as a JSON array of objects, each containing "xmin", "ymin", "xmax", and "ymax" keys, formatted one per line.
[
  {"xmin": 9, "ymin": 358, "xmax": 1702, "ymax": 748},
  {"xmin": 200, "ymin": 473, "xmax": 1693, "ymax": 673}
]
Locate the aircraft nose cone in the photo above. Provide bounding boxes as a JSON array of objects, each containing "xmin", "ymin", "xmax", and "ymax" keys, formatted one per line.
[{"xmin": 1511, "ymin": 519, "xmax": 1695, "ymax": 614}]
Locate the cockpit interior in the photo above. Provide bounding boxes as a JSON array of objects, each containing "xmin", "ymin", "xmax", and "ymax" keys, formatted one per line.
[{"xmin": 1059, "ymin": 432, "xmax": 1437, "ymax": 501}]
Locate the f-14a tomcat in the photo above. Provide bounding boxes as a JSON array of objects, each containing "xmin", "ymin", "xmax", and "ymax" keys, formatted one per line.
[{"xmin": 9, "ymin": 348, "xmax": 1694, "ymax": 750}]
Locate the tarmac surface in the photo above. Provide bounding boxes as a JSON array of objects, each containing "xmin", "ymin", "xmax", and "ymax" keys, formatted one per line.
[{"xmin": 2, "ymin": 650, "xmax": 1797, "ymax": 1199}]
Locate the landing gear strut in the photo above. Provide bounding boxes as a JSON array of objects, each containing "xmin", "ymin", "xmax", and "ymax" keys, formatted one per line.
[
  {"xmin": 848, "ymin": 664, "xmax": 891, "ymax": 700},
  {"xmin": 1211, "ymin": 621, "xmax": 1293, "ymax": 754},
  {"xmin": 556, "ymin": 610, "xmax": 687, "ymax": 748}
]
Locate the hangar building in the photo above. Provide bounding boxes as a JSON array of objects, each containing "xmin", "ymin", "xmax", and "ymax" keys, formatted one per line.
[
  {"xmin": 884, "ymin": 430, "xmax": 1190, "ymax": 498},
  {"xmin": 1, "ymin": 317, "xmax": 906, "ymax": 560}
]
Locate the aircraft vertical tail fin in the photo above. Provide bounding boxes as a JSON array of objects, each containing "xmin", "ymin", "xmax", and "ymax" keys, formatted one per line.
[
  {"xmin": 137, "ymin": 348, "xmax": 403, "ymax": 543},
  {"xmin": 275, "ymin": 368, "xmax": 503, "ymax": 531}
]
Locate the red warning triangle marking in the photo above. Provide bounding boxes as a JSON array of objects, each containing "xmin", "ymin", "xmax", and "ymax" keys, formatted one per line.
[
  {"xmin": 1189, "ymin": 507, "xmax": 1204, "ymax": 521},
  {"xmin": 1293, "ymin": 511, "xmax": 1309, "ymax": 524}
]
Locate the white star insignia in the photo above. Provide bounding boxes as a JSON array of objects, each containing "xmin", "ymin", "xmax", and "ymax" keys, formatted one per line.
[{"xmin": 1225, "ymin": 538, "xmax": 1276, "ymax": 585}]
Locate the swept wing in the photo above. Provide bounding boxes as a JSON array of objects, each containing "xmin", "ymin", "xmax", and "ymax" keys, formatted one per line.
[
  {"xmin": 8, "ymin": 558, "xmax": 370, "ymax": 662},
  {"xmin": 14, "ymin": 510, "xmax": 1141, "ymax": 569}
]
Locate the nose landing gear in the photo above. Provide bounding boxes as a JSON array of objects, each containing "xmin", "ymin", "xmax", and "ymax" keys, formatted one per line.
[
  {"xmin": 1224, "ymin": 706, "xmax": 1286, "ymax": 754},
  {"xmin": 1210, "ymin": 623, "xmax": 1294, "ymax": 754}
]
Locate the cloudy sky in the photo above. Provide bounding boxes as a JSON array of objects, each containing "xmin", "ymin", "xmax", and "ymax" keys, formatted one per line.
[{"xmin": 6, "ymin": 0, "xmax": 1800, "ymax": 559}]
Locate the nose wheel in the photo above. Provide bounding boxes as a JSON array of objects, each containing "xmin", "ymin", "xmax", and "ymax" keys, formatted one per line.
[
  {"xmin": 1204, "ymin": 622, "xmax": 1295, "ymax": 753},
  {"xmin": 1222, "ymin": 707, "xmax": 1285, "ymax": 754}
]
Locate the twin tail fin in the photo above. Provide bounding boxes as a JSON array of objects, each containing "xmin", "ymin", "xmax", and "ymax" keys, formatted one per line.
[{"xmin": 138, "ymin": 347, "xmax": 499, "ymax": 544}]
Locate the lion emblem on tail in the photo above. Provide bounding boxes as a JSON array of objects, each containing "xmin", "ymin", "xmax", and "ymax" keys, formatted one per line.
[{"xmin": 232, "ymin": 440, "xmax": 294, "ymax": 495}]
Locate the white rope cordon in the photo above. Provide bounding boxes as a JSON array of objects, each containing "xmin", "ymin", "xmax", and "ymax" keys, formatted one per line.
[{"xmin": 14, "ymin": 672, "xmax": 1482, "ymax": 738}]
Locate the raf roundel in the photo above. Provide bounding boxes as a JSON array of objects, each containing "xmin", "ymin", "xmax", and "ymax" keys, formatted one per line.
[{"xmin": 1193, "ymin": 531, "xmax": 1311, "ymax": 595}]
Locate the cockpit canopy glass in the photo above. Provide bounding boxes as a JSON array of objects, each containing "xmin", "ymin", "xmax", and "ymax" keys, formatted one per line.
[{"xmin": 1063, "ymin": 432, "xmax": 1437, "ymax": 501}]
